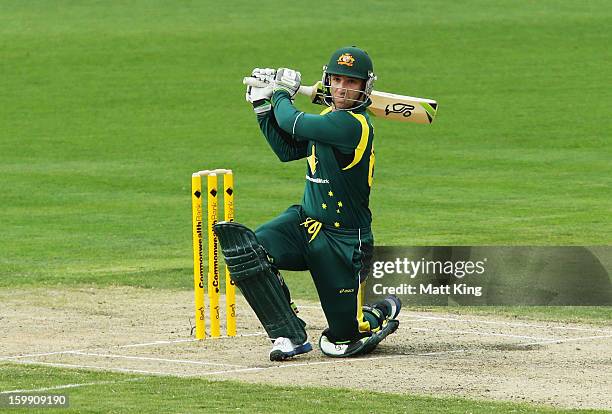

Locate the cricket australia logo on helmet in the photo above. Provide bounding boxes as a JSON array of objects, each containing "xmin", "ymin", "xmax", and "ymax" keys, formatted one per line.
[{"xmin": 337, "ymin": 53, "xmax": 355, "ymax": 67}]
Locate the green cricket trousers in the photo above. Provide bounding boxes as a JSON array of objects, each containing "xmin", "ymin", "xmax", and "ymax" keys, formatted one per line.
[{"xmin": 255, "ymin": 205, "xmax": 374, "ymax": 341}]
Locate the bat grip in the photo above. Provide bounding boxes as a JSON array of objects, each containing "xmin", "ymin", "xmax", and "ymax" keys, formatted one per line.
[{"xmin": 298, "ymin": 85, "xmax": 314, "ymax": 97}]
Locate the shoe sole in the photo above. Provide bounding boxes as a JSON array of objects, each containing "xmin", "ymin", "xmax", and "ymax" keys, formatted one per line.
[
  {"xmin": 359, "ymin": 319, "xmax": 400, "ymax": 356},
  {"xmin": 269, "ymin": 342, "xmax": 313, "ymax": 361},
  {"xmin": 386, "ymin": 319, "xmax": 400, "ymax": 335}
]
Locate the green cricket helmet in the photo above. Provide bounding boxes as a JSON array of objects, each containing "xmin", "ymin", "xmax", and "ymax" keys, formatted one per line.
[{"xmin": 321, "ymin": 46, "xmax": 377, "ymax": 109}]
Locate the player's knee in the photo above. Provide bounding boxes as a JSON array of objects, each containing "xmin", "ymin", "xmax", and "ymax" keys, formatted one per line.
[
  {"xmin": 214, "ymin": 221, "xmax": 273, "ymax": 282},
  {"xmin": 253, "ymin": 227, "xmax": 273, "ymax": 253}
]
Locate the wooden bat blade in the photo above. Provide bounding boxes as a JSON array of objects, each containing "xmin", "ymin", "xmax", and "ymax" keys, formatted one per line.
[
  {"xmin": 369, "ymin": 90, "xmax": 438, "ymax": 124},
  {"xmin": 242, "ymin": 77, "xmax": 437, "ymax": 124}
]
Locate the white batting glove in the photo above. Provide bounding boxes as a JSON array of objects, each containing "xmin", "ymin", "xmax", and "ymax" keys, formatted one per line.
[
  {"xmin": 252, "ymin": 68, "xmax": 276, "ymax": 84},
  {"xmin": 273, "ymin": 68, "xmax": 301, "ymax": 98},
  {"xmin": 245, "ymin": 83, "xmax": 273, "ymax": 115},
  {"xmin": 245, "ymin": 83, "xmax": 273, "ymax": 103}
]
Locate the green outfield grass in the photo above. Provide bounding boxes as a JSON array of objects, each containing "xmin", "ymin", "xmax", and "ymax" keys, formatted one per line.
[
  {"xmin": 0, "ymin": 364, "xmax": 606, "ymax": 414},
  {"xmin": 1, "ymin": 0, "xmax": 610, "ymax": 289},
  {"xmin": 1, "ymin": 1, "xmax": 610, "ymax": 412}
]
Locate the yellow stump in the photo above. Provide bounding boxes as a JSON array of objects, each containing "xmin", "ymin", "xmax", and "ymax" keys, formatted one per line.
[
  {"xmin": 192, "ymin": 168, "xmax": 236, "ymax": 340},
  {"xmin": 191, "ymin": 174, "xmax": 206, "ymax": 340},
  {"xmin": 223, "ymin": 172, "xmax": 236, "ymax": 336},
  {"xmin": 207, "ymin": 173, "xmax": 221, "ymax": 337}
]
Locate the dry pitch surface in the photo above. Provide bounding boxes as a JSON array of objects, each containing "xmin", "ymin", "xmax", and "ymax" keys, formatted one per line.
[{"xmin": 1, "ymin": 287, "xmax": 610, "ymax": 410}]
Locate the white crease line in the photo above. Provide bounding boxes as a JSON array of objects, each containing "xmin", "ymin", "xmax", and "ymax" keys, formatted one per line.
[
  {"xmin": 118, "ymin": 333, "xmax": 267, "ymax": 348},
  {"xmin": 0, "ymin": 333, "xmax": 268, "ymax": 360},
  {"xmin": 118, "ymin": 338, "xmax": 199, "ymax": 348},
  {"xmin": 0, "ymin": 338, "xmax": 200, "ymax": 359},
  {"xmin": 0, "ymin": 378, "xmax": 145, "ymax": 394},
  {"xmin": 193, "ymin": 349, "xmax": 470, "ymax": 377},
  {"xmin": 230, "ymin": 332, "xmax": 268, "ymax": 338},
  {"xmin": 69, "ymin": 352, "xmax": 246, "ymax": 368},
  {"xmin": 11, "ymin": 360, "xmax": 171, "ymax": 376},
  {"xmin": 1, "ymin": 350, "xmax": 87, "ymax": 360},
  {"xmin": 417, "ymin": 349, "xmax": 469, "ymax": 356},
  {"xmin": 518, "ymin": 334, "xmax": 612, "ymax": 347},
  {"xmin": 199, "ymin": 367, "xmax": 269, "ymax": 375},
  {"xmin": 411, "ymin": 327, "xmax": 558, "ymax": 342},
  {"xmin": 7, "ymin": 349, "xmax": 471, "ymax": 379},
  {"xmin": 409, "ymin": 314, "xmax": 612, "ymax": 334}
]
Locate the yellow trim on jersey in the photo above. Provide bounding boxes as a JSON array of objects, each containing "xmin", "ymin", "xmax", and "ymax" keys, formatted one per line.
[
  {"xmin": 320, "ymin": 107, "xmax": 333, "ymax": 115},
  {"xmin": 357, "ymin": 281, "xmax": 371, "ymax": 332},
  {"xmin": 368, "ymin": 143, "xmax": 375, "ymax": 187},
  {"xmin": 342, "ymin": 112, "xmax": 369, "ymax": 171}
]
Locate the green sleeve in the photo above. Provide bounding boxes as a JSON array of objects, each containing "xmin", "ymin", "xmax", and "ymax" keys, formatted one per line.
[
  {"xmin": 256, "ymin": 110, "xmax": 308, "ymax": 162},
  {"xmin": 271, "ymin": 91, "xmax": 362, "ymax": 153}
]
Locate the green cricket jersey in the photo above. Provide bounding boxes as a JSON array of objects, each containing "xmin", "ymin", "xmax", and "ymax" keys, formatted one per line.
[{"xmin": 256, "ymin": 90, "xmax": 375, "ymax": 229}]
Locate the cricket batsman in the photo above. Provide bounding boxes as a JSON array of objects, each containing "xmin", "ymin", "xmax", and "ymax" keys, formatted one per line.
[{"xmin": 214, "ymin": 46, "xmax": 401, "ymax": 361}]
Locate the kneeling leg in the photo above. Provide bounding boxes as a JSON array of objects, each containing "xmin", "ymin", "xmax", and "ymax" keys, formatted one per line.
[{"xmin": 213, "ymin": 221, "xmax": 308, "ymax": 346}]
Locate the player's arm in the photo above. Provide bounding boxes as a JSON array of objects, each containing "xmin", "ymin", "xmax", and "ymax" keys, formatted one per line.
[
  {"xmin": 246, "ymin": 69, "xmax": 307, "ymax": 162},
  {"xmin": 271, "ymin": 90, "xmax": 361, "ymax": 153},
  {"xmin": 256, "ymin": 111, "xmax": 308, "ymax": 162}
]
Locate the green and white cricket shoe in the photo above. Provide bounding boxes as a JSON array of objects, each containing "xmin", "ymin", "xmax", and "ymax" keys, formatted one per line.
[
  {"xmin": 319, "ymin": 295, "xmax": 402, "ymax": 358},
  {"xmin": 269, "ymin": 337, "xmax": 313, "ymax": 361},
  {"xmin": 319, "ymin": 319, "xmax": 400, "ymax": 358}
]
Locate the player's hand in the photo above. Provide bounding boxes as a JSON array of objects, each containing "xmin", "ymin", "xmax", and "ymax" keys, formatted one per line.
[
  {"xmin": 245, "ymin": 82, "xmax": 273, "ymax": 103},
  {"xmin": 252, "ymin": 68, "xmax": 276, "ymax": 84},
  {"xmin": 245, "ymin": 83, "xmax": 273, "ymax": 114},
  {"xmin": 273, "ymin": 68, "xmax": 301, "ymax": 98}
]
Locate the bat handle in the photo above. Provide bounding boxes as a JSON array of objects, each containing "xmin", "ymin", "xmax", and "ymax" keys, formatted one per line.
[
  {"xmin": 242, "ymin": 76, "xmax": 313, "ymax": 98},
  {"xmin": 242, "ymin": 76, "xmax": 268, "ymax": 88},
  {"xmin": 298, "ymin": 85, "xmax": 314, "ymax": 98}
]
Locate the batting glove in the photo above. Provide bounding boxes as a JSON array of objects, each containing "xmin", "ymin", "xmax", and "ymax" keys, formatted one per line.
[
  {"xmin": 252, "ymin": 67, "xmax": 276, "ymax": 84},
  {"xmin": 245, "ymin": 84, "xmax": 273, "ymax": 114},
  {"xmin": 273, "ymin": 68, "xmax": 301, "ymax": 98}
]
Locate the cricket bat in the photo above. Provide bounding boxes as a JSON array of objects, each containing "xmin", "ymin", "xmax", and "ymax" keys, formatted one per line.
[{"xmin": 243, "ymin": 77, "xmax": 438, "ymax": 124}]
